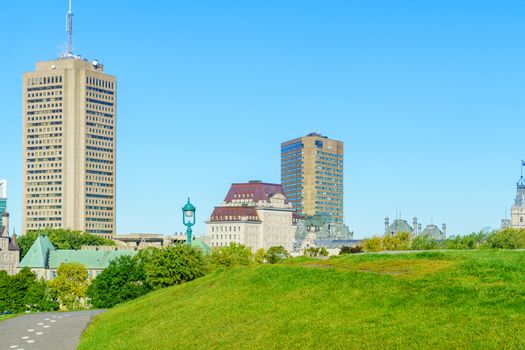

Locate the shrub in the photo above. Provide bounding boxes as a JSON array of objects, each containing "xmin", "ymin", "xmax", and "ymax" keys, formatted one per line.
[
  {"xmin": 211, "ymin": 243, "xmax": 253, "ymax": 269},
  {"xmin": 340, "ymin": 245, "xmax": 363, "ymax": 255},
  {"xmin": 266, "ymin": 246, "xmax": 290, "ymax": 264},
  {"xmin": 443, "ymin": 231, "xmax": 489, "ymax": 250},
  {"xmin": 304, "ymin": 247, "xmax": 329, "ymax": 258},
  {"xmin": 145, "ymin": 244, "xmax": 208, "ymax": 289},
  {"xmin": 339, "ymin": 246, "xmax": 352, "ymax": 255},
  {"xmin": 350, "ymin": 245, "xmax": 363, "ymax": 254},
  {"xmin": 383, "ymin": 231, "xmax": 412, "ymax": 251},
  {"xmin": 362, "ymin": 236, "xmax": 384, "ymax": 252},
  {"xmin": 363, "ymin": 232, "xmax": 412, "ymax": 252},
  {"xmin": 411, "ymin": 234, "xmax": 443, "ymax": 250}
]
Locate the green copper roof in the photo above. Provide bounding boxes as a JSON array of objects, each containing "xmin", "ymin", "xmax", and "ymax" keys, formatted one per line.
[
  {"xmin": 48, "ymin": 250, "xmax": 137, "ymax": 269},
  {"xmin": 19, "ymin": 235, "xmax": 56, "ymax": 268},
  {"xmin": 191, "ymin": 238, "xmax": 212, "ymax": 255}
]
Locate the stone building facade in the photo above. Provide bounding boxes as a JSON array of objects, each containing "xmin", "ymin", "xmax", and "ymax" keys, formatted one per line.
[
  {"xmin": 0, "ymin": 211, "xmax": 20, "ymax": 275},
  {"xmin": 206, "ymin": 181, "xmax": 295, "ymax": 252},
  {"xmin": 501, "ymin": 175, "xmax": 525, "ymax": 229}
]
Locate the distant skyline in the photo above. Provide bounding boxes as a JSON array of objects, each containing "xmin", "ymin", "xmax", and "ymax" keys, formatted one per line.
[{"xmin": 1, "ymin": 1, "xmax": 525, "ymax": 238}]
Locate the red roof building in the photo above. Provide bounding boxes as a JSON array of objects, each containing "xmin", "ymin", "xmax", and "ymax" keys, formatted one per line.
[{"xmin": 206, "ymin": 181, "xmax": 295, "ymax": 252}]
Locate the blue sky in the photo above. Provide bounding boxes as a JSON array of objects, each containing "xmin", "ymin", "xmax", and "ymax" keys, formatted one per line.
[{"xmin": 1, "ymin": 1, "xmax": 525, "ymax": 238}]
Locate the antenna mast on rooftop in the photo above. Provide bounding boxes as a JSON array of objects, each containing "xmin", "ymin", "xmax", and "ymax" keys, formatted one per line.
[{"xmin": 65, "ymin": 0, "xmax": 74, "ymax": 56}]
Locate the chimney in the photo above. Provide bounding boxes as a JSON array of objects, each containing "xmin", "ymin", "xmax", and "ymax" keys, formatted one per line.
[
  {"xmin": 442, "ymin": 223, "xmax": 447, "ymax": 238},
  {"xmin": 413, "ymin": 217, "xmax": 418, "ymax": 235},
  {"xmin": 385, "ymin": 217, "xmax": 390, "ymax": 234}
]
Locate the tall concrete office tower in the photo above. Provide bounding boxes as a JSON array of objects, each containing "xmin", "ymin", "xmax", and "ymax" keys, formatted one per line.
[
  {"xmin": 22, "ymin": 2, "xmax": 116, "ymax": 237},
  {"xmin": 281, "ymin": 133, "xmax": 344, "ymax": 223}
]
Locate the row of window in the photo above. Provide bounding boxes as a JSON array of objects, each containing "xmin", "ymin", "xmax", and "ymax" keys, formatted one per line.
[
  {"xmin": 86, "ymin": 77, "xmax": 114, "ymax": 90},
  {"xmin": 27, "ymin": 90, "xmax": 61, "ymax": 98},
  {"xmin": 317, "ymin": 150, "xmax": 343, "ymax": 158},
  {"xmin": 28, "ymin": 76, "xmax": 62, "ymax": 86},
  {"xmin": 211, "ymin": 226, "xmax": 241, "ymax": 232},
  {"xmin": 281, "ymin": 142, "xmax": 303, "ymax": 153},
  {"xmin": 26, "ymin": 174, "xmax": 62, "ymax": 181}
]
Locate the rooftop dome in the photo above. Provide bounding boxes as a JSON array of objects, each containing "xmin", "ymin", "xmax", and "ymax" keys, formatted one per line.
[
  {"xmin": 421, "ymin": 224, "xmax": 444, "ymax": 240},
  {"xmin": 387, "ymin": 219, "xmax": 414, "ymax": 235}
]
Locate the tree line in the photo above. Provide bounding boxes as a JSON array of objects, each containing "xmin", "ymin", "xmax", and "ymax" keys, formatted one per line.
[
  {"xmin": 359, "ymin": 228, "xmax": 525, "ymax": 252},
  {"xmin": 1, "ymin": 227, "xmax": 292, "ymax": 313}
]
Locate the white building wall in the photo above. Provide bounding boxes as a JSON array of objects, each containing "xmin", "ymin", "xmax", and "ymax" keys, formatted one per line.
[
  {"xmin": 209, "ymin": 222, "xmax": 250, "ymax": 248},
  {"xmin": 257, "ymin": 209, "xmax": 294, "ymax": 252},
  {"xmin": 206, "ymin": 193, "xmax": 295, "ymax": 252},
  {"xmin": 511, "ymin": 206, "xmax": 525, "ymax": 228}
]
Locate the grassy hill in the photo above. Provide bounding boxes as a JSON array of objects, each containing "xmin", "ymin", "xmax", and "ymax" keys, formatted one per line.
[{"xmin": 78, "ymin": 251, "xmax": 525, "ymax": 350}]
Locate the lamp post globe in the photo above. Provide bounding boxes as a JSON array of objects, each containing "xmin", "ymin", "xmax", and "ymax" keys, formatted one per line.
[{"xmin": 182, "ymin": 198, "xmax": 196, "ymax": 244}]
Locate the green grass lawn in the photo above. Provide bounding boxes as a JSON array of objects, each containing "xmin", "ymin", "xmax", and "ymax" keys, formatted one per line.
[
  {"xmin": 78, "ymin": 250, "xmax": 525, "ymax": 350},
  {"xmin": 0, "ymin": 314, "xmax": 17, "ymax": 322}
]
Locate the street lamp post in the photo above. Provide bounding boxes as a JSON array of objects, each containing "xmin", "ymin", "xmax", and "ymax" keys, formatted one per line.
[{"xmin": 182, "ymin": 198, "xmax": 196, "ymax": 244}]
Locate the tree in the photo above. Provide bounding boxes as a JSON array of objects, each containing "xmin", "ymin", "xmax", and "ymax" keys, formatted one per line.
[
  {"xmin": 265, "ymin": 246, "xmax": 289, "ymax": 264},
  {"xmin": 254, "ymin": 248, "xmax": 267, "ymax": 264},
  {"xmin": 48, "ymin": 263, "xmax": 89, "ymax": 311},
  {"xmin": 145, "ymin": 244, "xmax": 208, "ymax": 290},
  {"xmin": 88, "ymin": 255, "xmax": 152, "ymax": 309},
  {"xmin": 0, "ymin": 271, "xmax": 10, "ymax": 312},
  {"xmin": 7, "ymin": 268, "xmax": 39, "ymax": 313},
  {"xmin": 0, "ymin": 268, "xmax": 57, "ymax": 313},
  {"xmin": 486, "ymin": 228, "xmax": 525, "ymax": 249},
  {"xmin": 18, "ymin": 228, "xmax": 115, "ymax": 259},
  {"xmin": 210, "ymin": 243, "xmax": 253, "ymax": 269},
  {"xmin": 24, "ymin": 278, "xmax": 57, "ymax": 311}
]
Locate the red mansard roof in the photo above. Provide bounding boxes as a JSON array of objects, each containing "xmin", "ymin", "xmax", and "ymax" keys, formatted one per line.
[
  {"xmin": 224, "ymin": 181, "xmax": 288, "ymax": 204},
  {"xmin": 210, "ymin": 206, "xmax": 260, "ymax": 222}
]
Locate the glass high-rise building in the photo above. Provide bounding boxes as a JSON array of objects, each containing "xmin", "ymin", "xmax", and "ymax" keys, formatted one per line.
[
  {"xmin": 0, "ymin": 180, "xmax": 7, "ymax": 227},
  {"xmin": 281, "ymin": 133, "xmax": 344, "ymax": 223}
]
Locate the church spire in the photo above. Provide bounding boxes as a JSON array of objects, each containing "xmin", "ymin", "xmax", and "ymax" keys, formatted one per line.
[{"xmin": 517, "ymin": 160, "xmax": 525, "ymax": 189}]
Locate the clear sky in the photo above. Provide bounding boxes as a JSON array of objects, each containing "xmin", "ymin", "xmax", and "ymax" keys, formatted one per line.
[{"xmin": 1, "ymin": 1, "xmax": 525, "ymax": 238}]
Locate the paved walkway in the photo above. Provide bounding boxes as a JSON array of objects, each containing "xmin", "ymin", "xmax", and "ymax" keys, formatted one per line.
[{"xmin": 0, "ymin": 310, "xmax": 104, "ymax": 350}]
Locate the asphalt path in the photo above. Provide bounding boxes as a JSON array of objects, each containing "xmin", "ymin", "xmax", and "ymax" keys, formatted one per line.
[{"xmin": 0, "ymin": 310, "xmax": 104, "ymax": 350}]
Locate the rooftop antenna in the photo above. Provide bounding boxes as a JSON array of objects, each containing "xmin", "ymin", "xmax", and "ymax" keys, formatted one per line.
[{"xmin": 65, "ymin": 0, "xmax": 74, "ymax": 56}]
